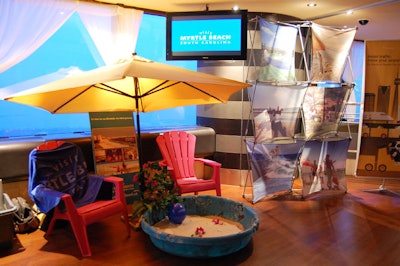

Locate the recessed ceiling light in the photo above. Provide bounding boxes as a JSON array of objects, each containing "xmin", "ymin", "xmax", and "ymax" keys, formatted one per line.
[
  {"xmin": 232, "ymin": 5, "xmax": 240, "ymax": 11},
  {"xmin": 307, "ymin": 3, "xmax": 317, "ymax": 7},
  {"xmin": 346, "ymin": 10, "xmax": 354, "ymax": 15}
]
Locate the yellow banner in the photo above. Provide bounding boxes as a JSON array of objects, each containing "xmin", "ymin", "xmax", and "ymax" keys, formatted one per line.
[
  {"xmin": 357, "ymin": 41, "xmax": 400, "ymax": 177},
  {"xmin": 365, "ymin": 41, "xmax": 400, "ymax": 122}
]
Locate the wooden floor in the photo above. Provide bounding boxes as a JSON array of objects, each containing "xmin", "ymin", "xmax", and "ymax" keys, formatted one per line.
[{"xmin": 2, "ymin": 176, "xmax": 400, "ymax": 266}]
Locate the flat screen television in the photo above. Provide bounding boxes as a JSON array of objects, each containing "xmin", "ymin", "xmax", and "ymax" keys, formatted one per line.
[{"xmin": 166, "ymin": 10, "xmax": 248, "ymax": 61}]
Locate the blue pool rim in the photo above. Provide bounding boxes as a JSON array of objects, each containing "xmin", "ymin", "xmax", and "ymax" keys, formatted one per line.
[{"xmin": 141, "ymin": 195, "xmax": 260, "ymax": 258}]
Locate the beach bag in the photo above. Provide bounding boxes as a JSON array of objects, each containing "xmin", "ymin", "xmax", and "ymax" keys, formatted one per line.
[{"xmin": 12, "ymin": 197, "xmax": 40, "ymax": 233}]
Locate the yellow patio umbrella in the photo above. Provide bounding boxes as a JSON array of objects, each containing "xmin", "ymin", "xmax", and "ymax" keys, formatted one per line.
[{"xmin": 4, "ymin": 56, "xmax": 251, "ymax": 168}]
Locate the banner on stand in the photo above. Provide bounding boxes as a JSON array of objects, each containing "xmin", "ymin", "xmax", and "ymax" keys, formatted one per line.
[
  {"xmin": 310, "ymin": 23, "xmax": 356, "ymax": 82},
  {"xmin": 248, "ymin": 83, "xmax": 307, "ymax": 143},
  {"xmin": 357, "ymin": 41, "xmax": 400, "ymax": 177},
  {"xmin": 89, "ymin": 112, "xmax": 140, "ymax": 203},
  {"xmin": 246, "ymin": 139, "xmax": 305, "ymax": 203},
  {"xmin": 258, "ymin": 18, "xmax": 298, "ymax": 82},
  {"xmin": 302, "ymin": 83, "xmax": 353, "ymax": 140},
  {"xmin": 300, "ymin": 137, "xmax": 350, "ymax": 196}
]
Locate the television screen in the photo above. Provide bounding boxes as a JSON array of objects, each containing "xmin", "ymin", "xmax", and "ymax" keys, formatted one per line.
[{"xmin": 166, "ymin": 10, "xmax": 248, "ymax": 60}]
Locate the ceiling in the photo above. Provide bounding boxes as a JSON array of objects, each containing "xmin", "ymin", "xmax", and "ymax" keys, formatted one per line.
[{"xmin": 95, "ymin": 0, "xmax": 400, "ymax": 41}]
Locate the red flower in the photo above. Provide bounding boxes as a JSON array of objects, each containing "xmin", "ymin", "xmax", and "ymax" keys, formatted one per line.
[{"xmin": 194, "ymin": 227, "xmax": 206, "ymax": 237}]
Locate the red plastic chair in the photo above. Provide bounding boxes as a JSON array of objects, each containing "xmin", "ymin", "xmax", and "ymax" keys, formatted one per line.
[
  {"xmin": 29, "ymin": 141, "xmax": 130, "ymax": 257},
  {"xmin": 156, "ymin": 131, "xmax": 222, "ymax": 196}
]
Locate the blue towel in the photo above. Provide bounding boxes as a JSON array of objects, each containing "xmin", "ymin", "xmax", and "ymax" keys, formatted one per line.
[{"xmin": 28, "ymin": 142, "xmax": 104, "ymax": 214}]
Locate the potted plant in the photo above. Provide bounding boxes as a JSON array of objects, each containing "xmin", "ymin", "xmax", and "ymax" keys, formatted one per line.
[{"xmin": 131, "ymin": 161, "xmax": 183, "ymax": 228}]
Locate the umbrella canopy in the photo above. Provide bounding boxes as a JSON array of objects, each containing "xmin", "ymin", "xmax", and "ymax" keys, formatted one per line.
[
  {"xmin": 4, "ymin": 56, "xmax": 251, "ymax": 113},
  {"xmin": 4, "ymin": 56, "xmax": 251, "ymax": 169}
]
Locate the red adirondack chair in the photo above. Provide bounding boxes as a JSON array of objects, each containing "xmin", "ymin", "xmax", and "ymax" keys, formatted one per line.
[
  {"xmin": 156, "ymin": 131, "xmax": 222, "ymax": 196},
  {"xmin": 29, "ymin": 141, "xmax": 130, "ymax": 257}
]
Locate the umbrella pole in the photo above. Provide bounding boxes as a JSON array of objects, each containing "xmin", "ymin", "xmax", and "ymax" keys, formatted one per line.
[
  {"xmin": 136, "ymin": 109, "xmax": 143, "ymax": 172},
  {"xmin": 134, "ymin": 77, "xmax": 143, "ymax": 173}
]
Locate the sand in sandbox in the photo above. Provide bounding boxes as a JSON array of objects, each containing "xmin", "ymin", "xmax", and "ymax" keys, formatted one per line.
[{"xmin": 152, "ymin": 215, "xmax": 244, "ymax": 238}]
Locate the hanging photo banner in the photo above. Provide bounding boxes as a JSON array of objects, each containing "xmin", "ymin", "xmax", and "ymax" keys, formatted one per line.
[
  {"xmin": 258, "ymin": 18, "xmax": 298, "ymax": 82},
  {"xmin": 300, "ymin": 137, "xmax": 350, "ymax": 196},
  {"xmin": 302, "ymin": 83, "xmax": 353, "ymax": 139},
  {"xmin": 248, "ymin": 82, "xmax": 308, "ymax": 143},
  {"xmin": 246, "ymin": 139, "xmax": 305, "ymax": 203},
  {"xmin": 310, "ymin": 23, "xmax": 356, "ymax": 82},
  {"xmin": 89, "ymin": 112, "xmax": 140, "ymax": 204}
]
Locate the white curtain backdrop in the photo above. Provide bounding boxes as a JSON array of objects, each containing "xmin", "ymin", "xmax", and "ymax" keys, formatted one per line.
[
  {"xmin": 78, "ymin": 3, "xmax": 143, "ymax": 65},
  {"xmin": 0, "ymin": 0, "xmax": 143, "ymax": 73},
  {"xmin": 0, "ymin": 0, "xmax": 77, "ymax": 73}
]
